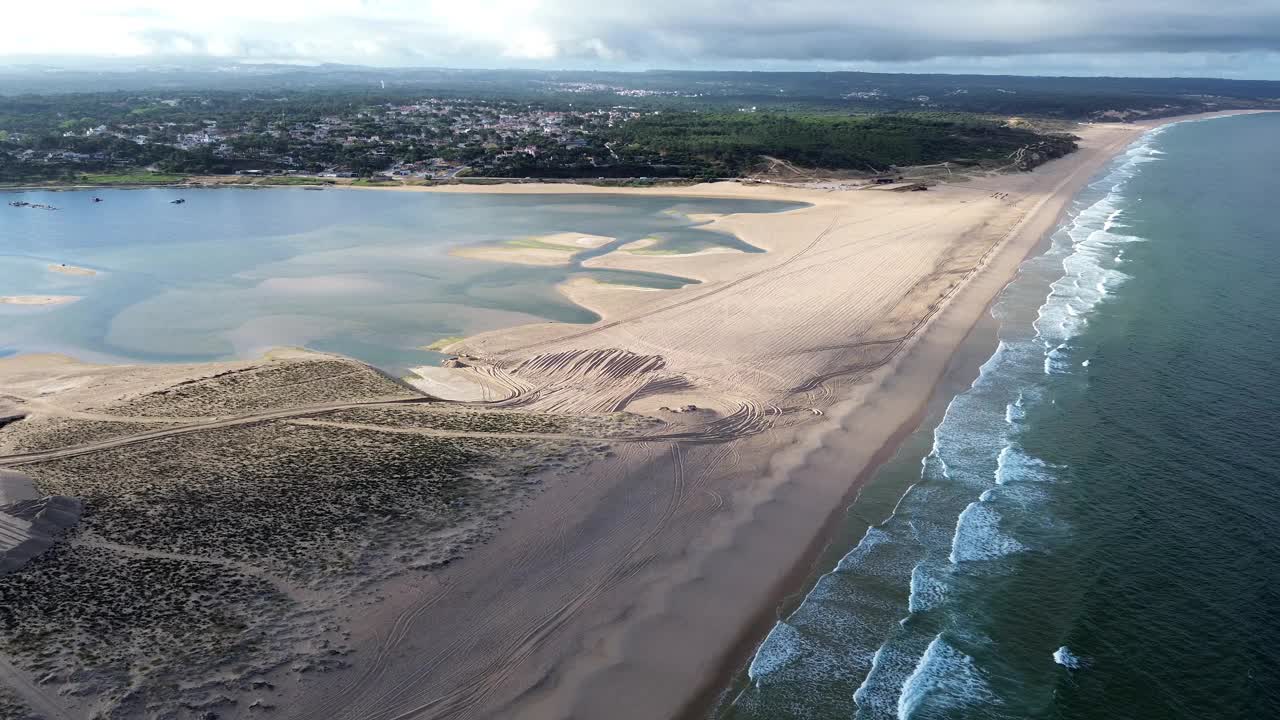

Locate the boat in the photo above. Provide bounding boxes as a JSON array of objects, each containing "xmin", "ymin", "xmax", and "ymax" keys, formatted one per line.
[{"xmin": 170, "ymin": 198, "xmax": 186, "ymax": 204}]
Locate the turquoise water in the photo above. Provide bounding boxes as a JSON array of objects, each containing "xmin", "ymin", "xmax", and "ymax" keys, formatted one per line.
[
  {"xmin": 722, "ymin": 112, "xmax": 1280, "ymax": 719},
  {"xmin": 0, "ymin": 189, "xmax": 798, "ymax": 373}
]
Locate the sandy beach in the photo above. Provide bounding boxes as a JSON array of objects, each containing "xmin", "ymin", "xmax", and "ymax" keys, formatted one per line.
[
  {"xmin": 265, "ymin": 119, "xmax": 1156, "ymax": 719},
  {"xmin": 0, "ymin": 110, "xmax": 1266, "ymax": 720},
  {"xmin": 45, "ymin": 264, "xmax": 97, "ymax": 277}
]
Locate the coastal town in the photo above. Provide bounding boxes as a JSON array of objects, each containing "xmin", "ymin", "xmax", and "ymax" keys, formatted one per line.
[
  {"xmin": 0, "ymin": 94, "xmax": 647, "ymax": 183},
  {"xmin": 0, "ymin": 88, "xmax": 1090, "ymax": 187}
]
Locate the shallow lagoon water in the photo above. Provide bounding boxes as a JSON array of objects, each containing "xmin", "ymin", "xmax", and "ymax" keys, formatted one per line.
[{"xmin": 1, "ymin": 188, "xmax": 799, "ymax": 374}]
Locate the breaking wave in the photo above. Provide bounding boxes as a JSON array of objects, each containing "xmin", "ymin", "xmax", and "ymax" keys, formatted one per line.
[{"xmin": 729, "ymin": 125, "xmax": 1170, "ymax": 719}]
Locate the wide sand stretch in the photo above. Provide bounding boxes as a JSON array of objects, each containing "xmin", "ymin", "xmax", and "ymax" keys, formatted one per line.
[
  {"xmin": 0, "ymin": 111, "xmax": 1264, "ymax": 720},
  {"xmin": 263, "ymin": 118, "xmax": 1176, "ymax": 720}
]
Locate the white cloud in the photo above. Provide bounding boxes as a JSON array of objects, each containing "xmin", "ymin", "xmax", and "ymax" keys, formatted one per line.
[{"xmin": 2, "ymin": 0, "xmax": 1280, "ymax": 75}]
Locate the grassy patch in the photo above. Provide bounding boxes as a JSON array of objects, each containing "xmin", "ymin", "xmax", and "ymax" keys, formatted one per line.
[
  {"xmin": 79, "ymin": 172, "xmax": 187, "ymax": 185},
  {"xmin": 423, "ymin": 336, "xmax": 465, "ymax": 351},
  {"xmin": 255, "ymin": 176, "xmax": 335, "ymax": 186}
]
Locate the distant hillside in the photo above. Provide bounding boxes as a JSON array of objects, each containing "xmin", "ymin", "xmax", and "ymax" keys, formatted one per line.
[{"xmin": 2, "ymin": 64, "xmax": 1278, "ymax": 120}]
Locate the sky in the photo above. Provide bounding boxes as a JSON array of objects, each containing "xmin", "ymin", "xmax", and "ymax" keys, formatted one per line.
[{"xmin": 4, "ymin": 0, "xmax": 1280, "ymax": 79}]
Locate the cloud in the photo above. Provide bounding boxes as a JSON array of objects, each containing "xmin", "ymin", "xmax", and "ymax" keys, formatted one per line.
[{"xmin": 3, "ymin": 0, "xmax": 1280, "ymax": 75}]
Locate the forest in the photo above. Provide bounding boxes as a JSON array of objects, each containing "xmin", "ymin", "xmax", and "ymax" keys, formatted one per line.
[{"xmin": 605, "ymin": 113, "xmax": 1078, "ymax": 177}]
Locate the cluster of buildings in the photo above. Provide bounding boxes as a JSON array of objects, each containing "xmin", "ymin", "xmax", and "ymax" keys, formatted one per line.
[
  {"xmin": 3, "ymin": 95, "xmax": 651, "ymax": 178},
  {"xmin": 546, "ymin": 82, "xmax": 703, "ymax": 98}
]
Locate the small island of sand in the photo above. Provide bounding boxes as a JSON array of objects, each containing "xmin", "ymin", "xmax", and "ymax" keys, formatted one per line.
[
  {"xmin": 0, "ymin": 296, "xmax": 81, "ymax": 306},
  {"xmin": 451, "ymin": 231, "xmax": 614, "ymax": 266},
  {"xmin": 616, "ymin": 237, "xmax": 740, "ymax": 257},
  {"xmin": 47, "ymin": 263, "xmax": 97, "ymax": 277}
]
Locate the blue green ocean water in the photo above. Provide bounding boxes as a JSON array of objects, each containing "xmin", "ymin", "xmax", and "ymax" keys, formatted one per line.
[{"xmin": 721, "ymin": 112, "xmax": 1280, "ymax": 719}]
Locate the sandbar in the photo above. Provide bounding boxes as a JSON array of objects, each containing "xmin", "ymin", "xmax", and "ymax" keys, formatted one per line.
[
  {"xmin": 47, "ymin": 263, "xmax": 97, "ymax": 276},
  {"xmin": 0, "ymin": 296, "xmax": 80, "ymax": 306},
  {"xmin": 451, "ymin": 231, "xmax": 614, "ymax": 266}
]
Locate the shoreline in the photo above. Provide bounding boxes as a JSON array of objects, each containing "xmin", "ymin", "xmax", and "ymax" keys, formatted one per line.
[
  {"xmin": 0, "ymin": 108, "xmax": 1267, "ymax": 720},
  {"xmin": 274, "ymin": 116, "xmax": 1160, "ymax": 720},
  {"xmin": 675, "ymin": 107, "xmax": 1269, "ymax": 719}
]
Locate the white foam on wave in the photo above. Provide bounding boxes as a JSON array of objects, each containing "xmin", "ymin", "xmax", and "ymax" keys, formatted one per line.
[
  {"xmin": 1044, "ymin": 342, "xmax": 1074, "ymax": 375},
  {"xmin": 746, "ymin": 621, "xmax": 803, "ymax": 684},
  {"xmin": 897, "ymin": 635, "xmax": 996, "ymax": 719},
  {"xmin": 1005, "ymin": 394, "xmax": 1025, "ymax": 425},
  {"xmin": 1054, "ymin": 645, "xmax": 1084, "ymax": 670},
  {"xmin": 994, "ymin": 444, "xmax": 1056, "ymax": 485},
  {"xmin": 970, "ymin": 339, "xmax": 1013, "ymax": 390},
  {"xmin": 853, "ymin": 645, "xmax": 888, "ymax": 708},
  {"xmin": 949, "ymin": 501, "xmax": 1026, "ymax": 564},
  {"xmin": 835, "ymin": 525, "xmax": 892, "ymax": 573},
  {"xmin": 1030, "ymin": 132, "xmax": 1161, "ymax": 378},
  {"xmin": 742, "ymin": 126, "xmax": 1174, "ymax": 713},
  {"xmin": 907, "ymin": 562, "xmax": 947, "ymax": 613}
]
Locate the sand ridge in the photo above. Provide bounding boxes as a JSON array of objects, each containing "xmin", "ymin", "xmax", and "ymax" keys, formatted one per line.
[{"xmin": 450, "ymin": 231, "xmax": 616, "ymax": 266}]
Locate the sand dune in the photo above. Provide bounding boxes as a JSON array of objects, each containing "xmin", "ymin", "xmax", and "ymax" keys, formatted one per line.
[{"xmin": 0, "ymin": 495, "xmax": 82, "ymax": 574}]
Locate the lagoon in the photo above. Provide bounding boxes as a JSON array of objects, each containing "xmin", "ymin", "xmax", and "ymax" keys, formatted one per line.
[{"xmin": 1, "ymin": 187, "xmax": 798, "ymax": 374}]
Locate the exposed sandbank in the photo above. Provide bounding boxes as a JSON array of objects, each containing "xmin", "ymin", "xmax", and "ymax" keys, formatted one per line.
[
  {"xmin": 450, "ymin": 231, "xmax": 615, "ymax": 266},
  {"xmin": 0, "ymin": 296, "xmax": 80, "ymax": 306},
  {"xmin": 46, "ymin": 263, "xmax": 97, "ymax": 277}
]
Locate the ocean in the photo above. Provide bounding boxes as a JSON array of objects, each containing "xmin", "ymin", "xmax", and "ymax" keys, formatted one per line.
[
  {"xmin": 0, "ymin": 189, "xmax": 796, "ymax": 374},
  {"xmin": 721, "ymin": 112, "xmax": 1280, "ymax": 719}
]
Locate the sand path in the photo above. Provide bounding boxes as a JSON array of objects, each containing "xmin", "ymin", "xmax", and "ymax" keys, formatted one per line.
[
  {"xmin": 0, "ymin": 396, "xmax": 430, "ymax": 467},
  {"xmin": 68, "ymin": 538, "xmax": 308, "ymax": 602},
  {"xmin": 0, "ymin": 653, "xmax": 77, "ymax": 720}
]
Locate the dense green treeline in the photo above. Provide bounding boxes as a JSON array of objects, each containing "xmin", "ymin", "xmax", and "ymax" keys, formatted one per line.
[{"xmin": 607, "ymin": 113, "xmax": 1077, "ymax": 176}]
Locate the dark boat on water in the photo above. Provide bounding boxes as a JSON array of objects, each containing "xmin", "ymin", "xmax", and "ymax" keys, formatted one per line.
[{"xmin": 170, "ymin": 198, "xmax": 186, "ymax": 204}]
